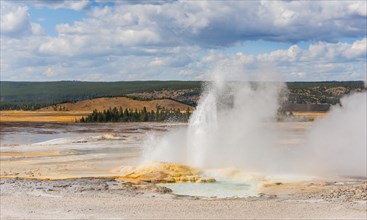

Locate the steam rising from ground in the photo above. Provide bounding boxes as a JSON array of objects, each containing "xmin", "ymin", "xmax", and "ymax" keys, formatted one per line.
[
  {"xmin": 142, "ymin": 66, "xmax": 366, "ymax": 178},
  {"xmin": 303, "ymin": 93, "xmax": 366, "ymax": 177},
  {"xmin": 186, "ymin": 81, "xmax": 285, "ymax": 171}
]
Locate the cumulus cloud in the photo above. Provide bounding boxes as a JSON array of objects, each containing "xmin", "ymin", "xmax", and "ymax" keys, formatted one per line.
[
  {"xmin": 192, "ymin": 38, "xmax": 367, "ymax": 81},
  {"xmin": 1, "ymin": 2, "xmax": 32, "ymax": 37},
  {"xmin": 35, "ymin": 0, "xmax": 367, "ymax": 55},
  {"xmin": 1, "ymin": 0, "xmax": 366, "ymax": 81},
  {"xmin": 44, "ymin": 67, "xmax": 61, "ymax": 77},
  {"xmin": 1, "ymin": 1, "xmax": 46, "ymax": 37},
  {"xmin": 162, "ymin": 0, "xmax": 367, "ymax": 45},
  {"xmin": 39, "ymin": 36, "xmax": 88, "ymax": 56},
  {"xmin": 30, "ymin": 0, "xmax": 90, "ymax": 11}
]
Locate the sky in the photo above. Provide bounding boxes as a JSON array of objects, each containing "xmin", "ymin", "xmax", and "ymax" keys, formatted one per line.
[{"xmin": 1, "ymin": 0, "xmax": 366, "ymax": 82}]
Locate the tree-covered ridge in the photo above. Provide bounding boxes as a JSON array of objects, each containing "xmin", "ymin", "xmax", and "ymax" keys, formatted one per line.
[
  {"xmin": 80, "ymin": 106, "xmax": 192, "ymax": 123},
  {"xmin": 1, "ymin": 81, "xmax": 365, "ymax": 110},
  {"xmin": 287, "ymin": 82, "xmax": 365, "ymax": 105},
  {"xmin": 0, "ymin": 81, "xmax": 202, "ymax": 110}
]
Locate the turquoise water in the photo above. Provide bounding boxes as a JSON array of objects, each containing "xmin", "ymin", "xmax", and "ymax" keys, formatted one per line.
[{"xmin": 159, "ymin": 181, "xmax": 259, "ymax": 198}]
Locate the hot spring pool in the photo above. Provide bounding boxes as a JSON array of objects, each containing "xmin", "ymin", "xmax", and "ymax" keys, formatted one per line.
[{"xmin": 158, "ymin": 181, "xmax": 259, "ymax": 198}]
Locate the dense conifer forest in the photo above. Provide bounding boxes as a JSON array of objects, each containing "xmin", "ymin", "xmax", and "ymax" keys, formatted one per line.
[
  {"xmin": 79, "ymin": 107, "xmax": 192, "ymax": 122},
  {"xmin": 1, "ymin": 81, "xmax": 365, "ymax": 110}
]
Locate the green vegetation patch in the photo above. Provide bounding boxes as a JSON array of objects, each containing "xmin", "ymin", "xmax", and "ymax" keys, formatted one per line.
[
  {"xmin": 0, "ymin": 81, "xmax": 202, "ymax": 110},
  {"xmin": 80, "ymin": 107, "xmax": 192, "ymax": 123},
  {"xmin": 1, "ymin": 81, "xmax": 364, "ymax": 110}
]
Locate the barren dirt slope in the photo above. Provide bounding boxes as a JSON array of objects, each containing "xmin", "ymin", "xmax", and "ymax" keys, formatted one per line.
[{"xmin": 41, "ymin": 97, "xmax": 194, "ymax": 112}]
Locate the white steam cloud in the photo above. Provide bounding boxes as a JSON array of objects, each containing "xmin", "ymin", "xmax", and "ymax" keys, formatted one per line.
[
  {"xmin": 142, "ymin": 63, "xmax": 366, "ymax": 178},
  {"xmin": 303, "ymin": 93, "xmax": 366, "ymax": 177}
]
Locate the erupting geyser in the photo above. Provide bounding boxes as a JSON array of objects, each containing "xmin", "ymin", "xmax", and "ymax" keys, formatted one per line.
[
  {"xmin": 186, "ymin": 80, "xmax": 285, "ymax": 170},
  {"xmin": 143, "ymin": 66, "xmax": 366, "ymax": 178},
  {"xmin": 143, "ymin": 67, "xmax": 288, "ymax": 174}
]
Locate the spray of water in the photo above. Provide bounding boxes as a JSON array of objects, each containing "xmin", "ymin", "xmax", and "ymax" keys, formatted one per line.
[
  {"xmin": 142, "ymin": 63, "xmax": 366, "ymax": 178},
  {"xmin": 186, "ymin": 81, "xmax": 286, "ymax": 171},
  {"xmin": 143, "ymin": 63, "xmax": 288, "ymax": 173},
  {"xmin": 302, "ymin": 92, "xmax": 366, "ymax": 177}
]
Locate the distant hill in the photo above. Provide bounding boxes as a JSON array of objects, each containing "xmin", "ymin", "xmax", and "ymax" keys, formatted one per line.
[
  {"xmin": 0, "ymin": 81, "xmax": 202, "ymax": 110},
  {"xmin": 41, "ymin": 97, "xmax": 194, "ymax": 112},
  {"xmin": 0, "ymin": 80, "xmax": 365, "ymax": 110}
]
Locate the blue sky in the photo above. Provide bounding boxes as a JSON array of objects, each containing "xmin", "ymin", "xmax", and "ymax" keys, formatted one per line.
[
  {"xmin": 1, "ymin": 0, "xmax": 366, "ymax": 81},
  {"xmin": 28, "ymin": 7, "xmax": 86, "ymax": 36}
]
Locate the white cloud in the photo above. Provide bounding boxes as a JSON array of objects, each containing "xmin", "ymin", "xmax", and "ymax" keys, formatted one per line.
[
  {"xmin": 2, "ymin": 38, "xmax": 366, "ymax": 81},
  {"xmin": 0, "ymin": 2, "xmax": 32, "ymax": 36},
  {"xmin": 1, "ymin": 1, "xmax": 366, "ymax": 81},
  {"xmin": 348, "ymin": 2, "xmax": 367, "ymax": 16},
  {"xmin": 148, "ymin": 57, "xmax": 165, "ymax": 67},
  {"xmin": 115, "ymin": 29, "xmax": 161, "ymax": 46},
  {"xmin": 39, "ymin": 36, "xmax": 88, "ymax": 56},
  {"xmin": 36, "ymin": 0, "xmax": 367, "ymax": 55},
  {"xmin": 31, "ymin": 23, "xmax": 47, "ymax": 36},
  {"xmin": 1, "ymin": 1, "xmax": 46, "ymax": 38},
  {"xmin": 44, "ymin": 67, "xmax": 60, "ymax": 77},
  {"xmin": 30, "ymin": 0, "xmax": 90, "ymax": 11},
  {"xmin": 192, "ymin": 38, "xmax": 367, "ymax": 81}
]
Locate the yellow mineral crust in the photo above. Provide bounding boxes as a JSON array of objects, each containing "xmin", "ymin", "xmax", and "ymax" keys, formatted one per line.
[{"xmin": 115, "ymin": 162, "xmax": 216, "ymax": 183}]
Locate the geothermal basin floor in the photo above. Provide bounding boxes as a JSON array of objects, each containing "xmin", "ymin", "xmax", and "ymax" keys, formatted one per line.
[
  {"xmin": 1, "ymin": 177, "xmax": 366, "ymax": 219},
  {"xmin": 1, "ymin": 122, "xmax": 366, "ymax": 219}
]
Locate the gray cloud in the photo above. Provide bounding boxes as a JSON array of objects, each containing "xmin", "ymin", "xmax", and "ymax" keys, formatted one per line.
[
  {"xmin": 28, "ymin": 0, "xmax": 90, "ymax": 11},
  {"xmin": 1, "ymin": 1, "xmax": 366, "ymax": 81},
  {"xmin": 34, "ymin": 1, "xmax": 367, "ymax": 54}
]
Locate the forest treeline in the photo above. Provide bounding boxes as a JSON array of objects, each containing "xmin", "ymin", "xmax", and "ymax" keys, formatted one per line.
[
  {"xmin": 79, "ymin": 106, "xmax": 192, "ymax": 123},
  {"xmin": 1, "ymin": 81, "xmax": 365, "ymax": 110}
]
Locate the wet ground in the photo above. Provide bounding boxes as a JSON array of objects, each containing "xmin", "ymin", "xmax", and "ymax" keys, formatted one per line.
[
  {"xmin": 0, "ymin": 122, "xmax": 366, "ymax": 219},
  {"xmin": 0, "ymin": 122, "xmax": 184, "ymax": 179}
]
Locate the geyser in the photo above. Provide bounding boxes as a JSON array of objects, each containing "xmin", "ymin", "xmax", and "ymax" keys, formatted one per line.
[
  {"xmin": 143, "ymin": 68, "xmax": 288, "ymax": 173},
  {"xmin": 142, "ymin": 66, "xmax": 366, "ymax": 178},
  {"xmin": 186, "ymin": 80, "xmax": 286, "ymax": 171}
]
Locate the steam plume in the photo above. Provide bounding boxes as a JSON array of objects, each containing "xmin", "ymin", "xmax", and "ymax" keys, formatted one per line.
[
  {"xmin": 303, "ymin": 92, "xmax": 366, "ymax": 177},
  {"xmin": 142, "ymin": 63, "xmax": 366, "ymax": 178}
]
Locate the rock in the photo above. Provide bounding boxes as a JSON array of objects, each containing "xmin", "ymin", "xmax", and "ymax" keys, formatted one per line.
[
  {"xmin": 206, "ymin": 178, "xmax": 216, "ymax": 183},
  {"xmin": 258, "ymin": 193, "xmax": 265, "ymax": 197},
  {"xmin": 153, "ymin": 186, "xmax": 172, "ymax": 194},
  {"xmin": 268, "ymin": 194, "xmax": 277, "ymax": 199}
]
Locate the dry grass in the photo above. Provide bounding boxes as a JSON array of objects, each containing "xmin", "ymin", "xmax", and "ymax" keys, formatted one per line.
[
  {"xmin": 292, "ymin": 111, "xmax": 326, "ymax": 120},
  {"xmin": 0, "ymin": 110, "xmax": 90, "ymax": 123},
  {"xmin": 1, "ymin": 97, "xmax": 195, "ymax": 123},
  {"xmin": 41, "ymin": 97, "xmax": 194, "ymax": 112}
]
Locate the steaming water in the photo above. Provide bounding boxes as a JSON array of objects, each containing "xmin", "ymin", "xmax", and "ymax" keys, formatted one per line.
[
  {"xmin": 303, "ymin": 92, "xmax": 367, "ymax": 177},
  {"xmin": 143, "ymin": 80, "xmax": 366, "ymax": 178},
  {"xmin": 159, "ymin": 181, "xmax": 259, "ymax": 198},
  {"xmin": 142, "ymin": 81, "xmax": 366, "ymax": 197},
  {"xmin": 187, "ymin": 92, "xmax": 218, "ymax": 167},
  {"xmin": 144, "ymin": 81, "xmax": 287, "ymax": 173},
  {"xmin": 2, "ymin": 79, "xmax": 365, "ymax": 198}
]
